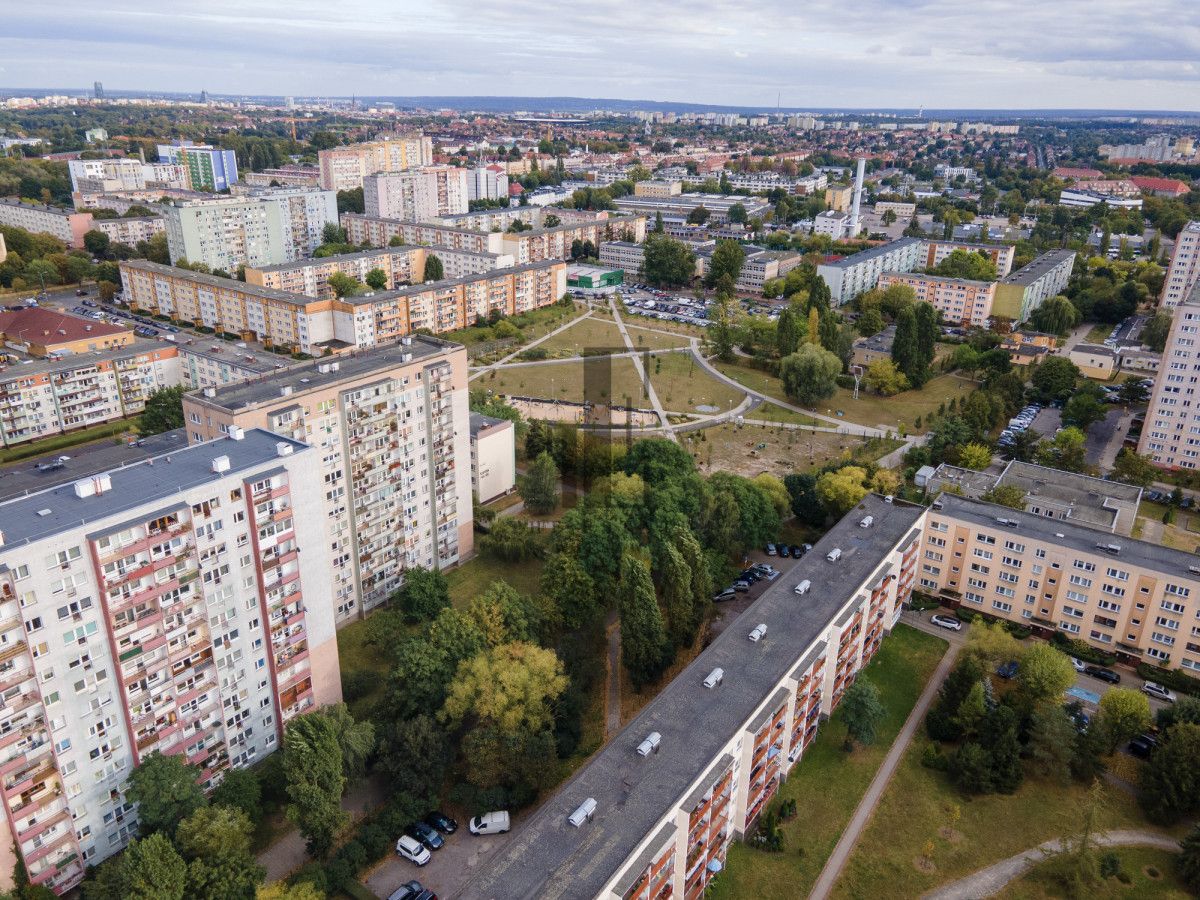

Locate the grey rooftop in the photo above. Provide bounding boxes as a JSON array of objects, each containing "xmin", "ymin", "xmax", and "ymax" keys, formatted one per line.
[
  {"xmin": 819, "ymin": 236, "xmax": 922, "ymax": 269},
  {"xmin": 1000, "ymin": 250, "xmax": 1076, "ymax": 285},
  {"xmin": 466, "ymin": 493, "xmax": 924, "ymax": 900}
]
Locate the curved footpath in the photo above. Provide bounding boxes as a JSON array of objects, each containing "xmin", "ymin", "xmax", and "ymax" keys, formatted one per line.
[{"xmin": 921, "ymin": 830, "xmax": 1179, "ymax": 900}]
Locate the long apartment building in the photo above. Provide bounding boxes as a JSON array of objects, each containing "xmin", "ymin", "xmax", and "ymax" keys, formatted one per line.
[
  {"xmin": 94, "ymin": 215, "xmax": 163, "ymax": 245},
  {"xmin": 363, "ymin": 167, "xmax": 469, "ymax": 221},
  {"xmin": 877, "ymin": 272, "xmax": 997, "ymax": 327},
  {"xmin": 245, "ymin": 246, "xmax": 514, "ymax": 300},
  {"xmin": 0, "ymin": 430, "xmax": 341, "ymax": 893},
  {"xmin": 991, "ymin": 250, "xmax": 1076, "ymax": 322},
  {"xmin": 0, "ymin": 199, "xmax": 95, "ymax": 250},
  {"xmin": 0, "ymin": 344, "xmax": 181, "ymax": 447},
  {"xmin": 164, "ymin": 189, "xmax": 339, "ymax": 273},
  {"xmin": 1139, "ymin": 290, "xmax": 1200, "ymax": 468},
  {"xmin": 67, "ymin": 158, "xmax": 187, "ymax": 193},
  {"xmin": 119, "ymin": 258, "xmax": 566, "ymax": 354},
  {"xmin": 317, "ymin": 135, "xmax": 434, "ymax": 191},
  {"xmin": 470, "ymin": 494, "xmax": 923, "ymax": 900},
  {"xmin": 918, "ymin": 239, "xmax": 1015, "ymax": 277},
  {"xmin": 921, "ymin": 493, "xmax": 1200, "ymax": 674},
  {"xmin": 182, "ymin": 338, "xmax": 473, "ymax": 623},
  {"xmin": 1161, "ymin": 221, "xmax": 1200, "ymax": 309}
]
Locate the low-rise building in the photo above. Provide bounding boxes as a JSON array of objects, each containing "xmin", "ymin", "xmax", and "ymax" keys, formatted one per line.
[
  {"xmin": 1116, "ymin": 346, "xmax": 1161, "ymax": 374},
  {"xmin": 813, "ymin": 210, "xmax": 850, "ymax": 239},
  {"xmin": 633, "ymin": 180, "xmax": 682, "ymax": 198},
  {"xmin": 598, "ymin": 240, "xmax": 647, "ymax": 278},
  {"xmin": 242, "ymin": 166, "xmax": 322, "ymax": 189},
  {"xmin": 1059, "ymin": 188, "xmax": 1143, "ymax": 210},
  {"xmin": 851, "ymin": 324, "xmax": 897, "ymax": 367},
  {"xmin": 1001, "ymin": 330, "xmax": 1056, "ymax": 365},
  {"xmin": 469, "ymin": 412, "xmax": 516, "ymax": 504},
  {"xmin": 0, "ymin": 307, "xmax": 134, "ymax": 357},
  {"xmin": 1069, "ymin": 343, "xmax": 1119, "ymax": 379},
  {"xmin": 567, "ymin": 265, "xmax": 624, "ymax": 289},
  {"xmin": 612, "ymin": 193, "xmax": 769, "ymax": 224},
  {"xmin": 1129, "ymin": 176, "xmax": 1191, "ymax": 198},
  {"xmin": 877, "ymin": 272, "xmax": 997, "ymax": 326},
  {"xmin": 873, "ymin": 201, "xmax": 916, "ymax": 218}
]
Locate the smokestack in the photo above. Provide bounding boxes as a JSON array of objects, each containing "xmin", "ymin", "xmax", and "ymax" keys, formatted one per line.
[{"xmin": 849, "ymin": 158, "xmax": 866, "ymax": 236}]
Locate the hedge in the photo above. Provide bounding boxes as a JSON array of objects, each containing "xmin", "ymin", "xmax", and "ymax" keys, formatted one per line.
[
  {"xmin": 1049, "ymin": 631, "xmax": 1116, "ymax": 666},
  {"xmin": 907, "ymin": 592, "xmax": 941, "ymax": 612},
  {"xmin": 955, "ymin": 608, "xmax": 977, "ymax": 623},
  {"xmin": 1136, "ymin": 662, "xmax": 1200, "ymax": 697}
]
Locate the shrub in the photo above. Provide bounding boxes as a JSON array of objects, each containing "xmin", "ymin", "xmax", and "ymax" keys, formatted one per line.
[
  {"xmin": 921, "ymin": 743, "xmax": 949, "ymax": 771},
  {"xmin": 955, "ymin": 608, "xmax": 977, "ymax": 623},
  {"xmin": 1099, "ymin": 852, "xmax": 1121, "ymax": 879},
  {"xmin": 835, "ymin": 374, "xmax": 856, "ymax": 389},
  {"xmin": 1003, "ymin": 622, "xmax": 1032, "ymax": 640},
  {"xmin": 519, "ymin": 347, "xmax": 549, "ymax": 361},
  {"xmin": 908, "ymin": 592, "xmax": 941, "ymax": 611},
  {"xmin": 1136, "ymin": 662, "xmax": 1200, "ymax": 696},
  {"xmin": 196, "ymin": 324, "xmax": 215, "ymax": 334},
  {"xmin": 342, "ymin": 670, "xmax": 375, "ymax": 702}
]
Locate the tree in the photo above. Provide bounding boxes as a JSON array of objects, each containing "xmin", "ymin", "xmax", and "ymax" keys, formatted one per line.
[
  {"xmin": 321, "ymin": 222, "xmax": 347, "ymax": 245},
  {"xmin": 1030, "ymin": 295, "xmax": 1082, "ymax": 336},
  {"xmin": 441, "ymin": 641, "xmax": 567, "ymax": 735},
  {"xmin": 933, "ymin": 249, "xmax": 998, "ymax": 281},
  {"xmin": 83, "ymin": 229, "xmax": 111, "ymax": 257},
  {"xmin": 478, "ymin": 517, "xmax": 542, "ymax": 562},
  {"xmin": 364, "ymin": 268, "xmax": 388, "ymax": 290},
  {"xmin": 98, "ymin": 279, "xmax": 117, "ymax": 302},
  {"xmin": 326, "ymin": 271, "xmax": 365, "ymax": 298},
  {"xmin": 395, "ymin": 565, "xmax": 450, "ymax": 624},
  {"xmin": 379, "ymin": 715, "xmax": 448, "ymax": 805},
  {"xmin": 119, "ymin": 833, "xmax": 187, "ymax": 900},
  {"xmin": 653, "ymin": 210, "xmax": 664, "ymax": 233},
  {"xmin": 784, "ymin": 472, "xmax": 826, "ymax": 527},
  {"xmin": 856, "ymin": 306, "xmax": 885, "ymax": 337},
  {"xmin": 423, "ymin": 254, "xmax": 444, "ymax": 282},
  {"xmin": 964, "ymin": 620, "xmax": 1024, "ymax": 666},
  {"xmin": 520, "ymin": 450, "xmax": 560, "ymax": 514},
  {"xmin": 1017, "ymin": 643, "xmax": 1075, "ymax": 705},
  {"xmin": 336, "ymin": 187, "xmax": 364, "ymax": 214},
  {"xmin": 211, "ymin": 767, "xmax": 261, "ymax": 824},
  {"xmin": 641, "ymin": 234, "xmax": 695, "ymax": 287},
  {"xmin": 727, "ymin": 202, "xmax": 748, "ymax": 224},
  {"xmin": 468, "ymin": 580, "xmax": 544, "ymax": 647},
  {"xmin": 815, "ymin": 466, "xmax": 868, "ymax": 517},
  {"xmin": 320, "ymin": 703, "xmax": 376, "ymax": 780},
  {"xmin": 807, "ymin": 306, "xmax": 820, "ymax": 345},
  {"xmin": 1031, "ymin": 356, "xmax": 1079, "ymax": 403},
  {"xmin": 1142, "ymin": 310, "xmax": 1173, "ymax": 352},
  {"xmin": 284, "ymin": 712, "xmax": 349, "ymax": 858},
  {"xmin": 1111, "ymin": 448, "xmax": 1156, "ymax": 486},
  {"xmin": 979, "ymin": 484, "xmax": 1027, "ymax": 509},
  {"xmin": 686, "ymin": 205, "xmax": 710, "ymax": 225},
  {"xmin": 706, "ymin": 239, "xmax": 745, "ymax": 289},
  {"xmin": 1028, "ymin": 703, "xmax": 1078, "ymax": 783},
  {"xmin": 958, "ymin": 442, "xmax": 993, "ymax": 470},
  {"xmin": 840, "ymin": 678, "xmax": 885, "ymax": 750},
  {"xmin": 1062, "ymin": 390, "xmax": 1108, "ymax": 433},
  {"xmin": 619, "ymin": 555, "xmax": 669, "ymax": 688},
  {"xmin": 776, "ymin": 306, "xmax": 800, "ymax": 356},
  {"xmin": 127, "ymin": 751, "xmax": 206, "ymax": 837},
  {"xmin": 1097, "ymin": 688, "xmax": 1151, "ymax": 753},
  {"xmin": 1139, "ymin": 723, "xmax": 1200, "ymax": 824},
  {"xmin": 914, "ymin": 301, "xmax": 938, "ymax": 369},
  {"xmin": 1037, "ymin": 427, "xmax": 1087, "ymax": 472},
  {"xmin": 779, "ymin": 344, "xmax": 841, "ymax": 406},
  {"xmin": 140, "ymin": 384, "xmax": 186, "ymax": 434},
  {"xmin": 926, "ymin": 656, "xmax": 984, "ymax": 742},
  {"xmin": 862, "ymin": 358, "xmax": 909, "ymax": 396},
  {"xmin": 175, "ymin": 803, "xmax": 256, "ymax": 860},
  {"xmin": 386, "ymin": 609, "xmax": 485, "ymax": 720},
  {"xmin": 892, "ymin": 306, "xmax": 926, "ymax": 386},
  {"xmin": 1180, "ymin": 824, "xmax": 1200, "ymax": 893}
]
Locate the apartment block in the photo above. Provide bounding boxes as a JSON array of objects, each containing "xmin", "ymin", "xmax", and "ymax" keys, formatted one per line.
[
  {"xmin": 183, "ymin": 339, "xmax": 473, "ymax": 622},
  {"xmin": 363, "ymin": 167, "xmax": 469, "ymax": 221},
  {"xmin": 241, "ymin": 167, "xmax": 322, "ymax": 189},
  {"xmin": 919, "ymin": 239, "xmax": 1015, "ymax": 277},
  {"xmin": 0, "ymin": 344, "xmax": 181, "ymax": 447},
  {"xmin": 67, "ymin": 158, "xmax": 188, "ymax": 194},
  {"xmin": 156, "ymin": 141, "xmax": 239, "ymax": 191},
  {"xmin": 599, "ymin": 240, "xmax": 647, "ymax": 277},
  {"xmin": 469, "ymin": 413, "xmax": 515, "ymax": 504},
  {"xmin": 612, "ymin": 193, "xmax": 770, "ymax": 224},
  {"xmin": 0, "ymin": 430, "xmax": 340, "ymax": 892},
  {"xmin": 1161, "ymin": 221, "xmax": 1200, "ymax": 309},
  {"xmin": 874, "ymin": 200, "xmax": 916, "ymax": 219},
  {"xmin": 634, "ymin": 180, "xmax": 683, "ymax": 198},
  {"xmin": 119, "ymin": 259, "xmax": 565, "ymax": 354},
  {"xmin": 921, "ymin": 493, "xmax": 1200, "ymax": 673},
  {"xmin": 470, "ymin": 494, "xmax": 923, "ymax": 900},
  {"xmin": 817, "ymin": 237, "xmax": 923, "ymax": 306},
  {"xmin": 466, "ymin": 165, "xmax": 509, "ymax": 202},
  {"xmin": 94, "ymin": 215, "xmax": 163, "ymax": 246},
  {"xmin": 317, "ymin": 136, "xmax": 435, "ymax": 192},
  {"xmin": 163, "ymin": 190, "xmax": 338, "ymax": 272},
  {"xmin": 1140, "ymin": 292, "xmax": 1200, "ymax": 468},
  {"xmin": 877, "ymin": 272, "xmax": 997, "ymax": 327},
  {"xmin": 176, "ymin": 343, "xmax": 289, "ymax": 389},
  {"xmin": 992, "ymin": 250, "xmax": 1076, "ymax": 322},
  {"xmin": 0, "ymin": 200, "xmax": 94, "ymax": 250},
  {"xmin": 698, "ymin": 247, "xmax": 803, "ymax": 294}
]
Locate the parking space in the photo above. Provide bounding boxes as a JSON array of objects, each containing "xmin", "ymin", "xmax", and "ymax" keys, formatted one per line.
[
  {"xmin": 1026, "ymin": 405, "xmax": 1062, "ymax": 438},
  {"xmin": 365, "ymin": 825, "xmax": 513, "ymax": 899},
  {"xmin": 620, "ymin": 284, "xmax": 711, "ymax": 328}
]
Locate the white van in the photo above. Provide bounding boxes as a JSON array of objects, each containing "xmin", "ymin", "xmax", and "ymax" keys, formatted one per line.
[
  {"xmin": 469, "ymin": 811, "xmax": 511, "ymax": 835},
  {"xmin": 826, "ymin": 548, "xmax": 842, "ymax": 562},
  {"xmin": 794, "ymin": 580, "xmax": 811, "ymax": 595}
]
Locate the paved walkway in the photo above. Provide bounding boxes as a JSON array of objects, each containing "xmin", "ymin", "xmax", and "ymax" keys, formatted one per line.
[
  {"xmin": 922, "ymin": 830, "xmax": 1179, "ymax": 900},
  {"xmin": 809, "ymin": 640, "xmax": 962, "ymax": 900},
  {"xmin": 610, "ymin": 296, "xmax": 675, "ymax": 439}
]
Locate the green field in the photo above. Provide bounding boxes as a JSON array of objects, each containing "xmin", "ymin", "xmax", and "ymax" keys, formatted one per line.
[
  {"xmin": 686, "ymin": 421, "xmax": 902, "ymax": 477},
  {"xmin": 625, "ymin": 324, "xmax": 693, "ymax": 350},
  {"xmin": 709, "ymin": 625, "xmax": 949, "ymax": 900},
  {"xmin": 484, "ymin": 357, "xmax": 649, "ymax": 405},
  {"xmin": 995, "ymin": 847, "xmax": 1188, "ymax": 900},
  {"xmin": 535, "ymin": 316, "xmax": 628, "ymax": 357},
  {"xmin": 750, "ymin": 402, "xmax": 820, "ymax": 427},
  {"xmin": 647, "ymin": 351, "xmax": 747, "ymax": 413}
]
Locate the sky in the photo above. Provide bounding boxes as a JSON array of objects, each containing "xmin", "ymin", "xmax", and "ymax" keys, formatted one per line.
[{"xmin": 3, "ymin": 0, "xmax": 1199, "ymax": 111}]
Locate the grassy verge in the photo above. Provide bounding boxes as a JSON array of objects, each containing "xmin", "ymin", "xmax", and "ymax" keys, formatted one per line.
[
  {"xmin": 832, "ymin": 737, "xmax": 1159, "ymax": 898},
  {"xmin": 535, "ymin": 317, "xmax": 627, "ymax": 357},
  {"xmin": 648, "ymin": 351, "xmax": 746, "ymax": 413},
  {"xmin": 625, "ymin": 324, "xmax": 693, "ymax": 350},
  {"xmin": 995, "ymin": 846, "xmax": 1188, "ymax": 900},
  {"xmin": 0, "ymin": 418, "xmax": 138, "ymax": 464},
  {"xmin": 1085, "ymin": 323, "xmax": 1116, "ymax": 344},
  {"xmin": 751, "ymin": 402, "xmax": 820, "ymax": 427},
  {"xmin": 709, "ymin": 624, "xmax": 949, "ymax": 899},
  {"xmin": 683, "ymin": 422, "xmax": 903, "ymax": 478},
  {"xmin": 483, "ymin": 357, "xmax": 647, "ymax": 405}
]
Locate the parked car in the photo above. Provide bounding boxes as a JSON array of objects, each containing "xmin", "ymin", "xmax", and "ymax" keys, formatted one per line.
[
  {"xmin": 1063, "ymin": 701, "xmax": 1091, "ymax": 733},
  {"xmin": 996, "ymin": 660, "xmax": 1020, "ymax": 680},
  {"xmin": 1084, "ymin": 664, "xmax": 1121, "ymax": 684},
  {"xmin": 1128, "ymin": 733, "xmax": 1159, "ymax": 759},
  {"xmin": 1142, "ymin": 681, "xmax": 1177, "ymax": 703},
  {"xmin": 469, "ymin": 811, "xmax": 511, "ymax": 835},
  {"xmin": 732, "ymin": 580, "xmax": 751, "ymax": 592},
  {"xmin": 1070, "ymin": 657, "xmax": 1087, "ymax": 673},
  {"xmin": 395, "ymin": 835, "xmax": 431, "ymax": 866},
  {"xmin": 930, "ymin": 614, "xmax": 962, "ymax": 632},
  {"xmin": 407, "ymin": 821, "xmax": 444, "ymax": 851},
  {"xmin": 713, "ymin": 588, "xmax": 737, "ymax": 603},
  {"xmin": 765, "ymin": 543, "xmax": 777, "ymax": 556},
  {"xmin": 388, "ymin": 881, "xmax": 436, "ymax": 900}
]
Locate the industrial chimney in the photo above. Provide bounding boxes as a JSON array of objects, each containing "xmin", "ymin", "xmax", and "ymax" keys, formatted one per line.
[{"xmin": 849, "ymin": 158, "xmax": 866, "ymax": 237}]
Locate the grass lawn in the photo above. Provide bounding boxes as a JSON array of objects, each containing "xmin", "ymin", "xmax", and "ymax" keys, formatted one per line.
[
  {"xmin": 1085, "ymin": 323, "xmax": 1116, "ymax": 344},
  {"xmin": 444, "ymin": 302, "xmax": 584, "ymax": 347},
  {"xmin": 995, "ymin": 846, "xmax": 1189, "ymax": 900},
  {"xmin": 684, "ymin": 422, "xmax": 902, "ymax": 478},
  {"xmin": 535, "ymin": 316, "xmax": 627, "ymax": 357},
  {"xmin": 622, "ymin": 313, "xmax": 707, "ymax": 338},
  {"xmin": 751, "ymin": 402, "xmax": 820, "ymax": 427},
  {"xmin": 625, "ymin": 323, "xmax": 693, "ymax": 350},
  {"xmin": 0, "ymin": 418, "xmax": 139, "ymax": 464},
  {"xmin": 831, "ymin": 740, "xmax": 1160, "ymax": 898},
  {"xmin": 648, "ymin": 351, "xmax": 747, "ymax": 413},
  {"xmin": 709, "ymin": 625, "xmax": 949, "ymax": 900},
  {"xmin": 1134, "ymin": 500, "xmax": 1200, "ymax": 552},
  {"xmin": 484, "ymin": 357, "xmax": 648, "ymax": 405}
]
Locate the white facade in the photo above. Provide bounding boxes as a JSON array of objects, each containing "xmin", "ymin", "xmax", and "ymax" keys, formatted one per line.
[
  {"xmin": 469, "ymin": 414, "xmax": 516, "ymax": 504},
  {"xmin": 1161, "ymin": 221, "xmax": 1200, "ymax": 309},
  {"xmin": 467, "ymin": 165, "xmax": 509, "ymax": 202}
]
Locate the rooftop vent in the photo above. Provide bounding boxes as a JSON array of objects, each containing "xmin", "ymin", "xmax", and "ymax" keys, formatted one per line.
[
  {"xmin": 636, "ymin": 732, "xmax": 662, "ymax": 757},
  {"xmin": 36, "ymin": 509, "xmax": 51, "ymax": 517},
  {"xmin": 211, "ymin": 455, "xmax": 230, "ymax": 474},
  {"xmin": 73, "ymin": 479, "xmax": 96, "ymax": 499},
  {"xmin": 749, "ymin": 623, "xmax": 768, "ymax": 642},
  {"xmin": 567, "ymin": 798, "xmax": 597, "ymax": 828},
  {"xmin": 318, "ymin": 363, "xmax": 332, "ymax": 374},
  {"xmin": 202, "ymin": 387, "xmax": 216, "ymax": 398},
  {"xmin": 702, "ymin": 667, "xmax": 724, "ymax": 689},
  {"xmin": 228, "ymin": 426, "xmax": 244, "ymax": 441},
  {"xmin": 0, "ymin": 530, "xmax": 5, "ymax": 548},
  {"xmin": 276, "ymin": 442, "xmax": 294, "ymax": 457},
  {"xmin": 279, "ymin": 385, "xmax": 293, "ymax": 397},
  {"xmin": 859, "ymin": 515, "xmax": 874, "ymax": 528}
]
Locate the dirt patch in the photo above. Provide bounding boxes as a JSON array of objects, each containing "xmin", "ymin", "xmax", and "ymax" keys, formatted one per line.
[
  {"xmin": 912, "ymin": 857, "xmax": 937, "ymax": 874},
  {"xmin": 938, "ymin": 827, "xmax": 963, "ymax": 844}
]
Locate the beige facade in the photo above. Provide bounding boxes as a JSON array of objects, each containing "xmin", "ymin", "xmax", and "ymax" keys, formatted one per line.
[
  {"xmin": 94, "ymin": 215, "xmax": 163, "ymax": 245},
  {"xmin": 183, "ymin": 339, "xmax": 474, "ymax": 623},
  {"xmin": 469, "ymin": 413, "xmax": 516, "ymax": 504},
  {"xmin": 634, "ymin": 180, "xmax": 683, "ymax": 198},
  {"xmin": 877, "ymin": 272, "xmax": 997, "ymax": 326},
  {"xmin": 363, "ymin": 166, "xmax": 469, "ymax": 221},
  {"xmin": 1161, "ymin": 221, "xmax": 1200, "ymax": 309},
  {"xmin": 0, "ymin": 431, "xmax": 341, "ymax": 893},
  {"xmin": 920, "ymin": 239, "xmax": 1016, "ymax": 277},
  {"xmin": 0, "ymin": 199, "xmax": 93, "ymax": 249},
  {"xmin": 1140, "ymin": 294, "xmax": 1200, "ymax": 468},
  {"xmin": 1069, "ymin": 344, "xmax": 1118, "ymax": 379},
  {"xmin": 317, "ymin": 135, "xmax": 435, "ymax": 191}
]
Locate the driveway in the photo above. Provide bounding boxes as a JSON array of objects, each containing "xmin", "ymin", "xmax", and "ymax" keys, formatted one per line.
[
  {"xmin": 1086, "ymin": 406, "xmax": 1132, "ymax": 469},
  {"xmin": 1027, "ymin": 406, "xmax": 1061, "ymax": 439},
  {"xmin": 365, "ymin": 827, "xmax": 514, "ymax": 899}
]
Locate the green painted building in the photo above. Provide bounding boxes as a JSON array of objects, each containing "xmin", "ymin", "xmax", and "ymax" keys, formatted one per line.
[{"xmin": 567, "ymin": 265, "xmax": 624, "ymax": 289}]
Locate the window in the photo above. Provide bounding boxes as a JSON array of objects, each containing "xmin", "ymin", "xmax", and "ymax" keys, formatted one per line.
[
  {"xmin": 977, "ymin": 534, "xmax": 996, "ymax": 545},
  {"xmin": 1004, "ymin": 540, "xmax": 1025, "ymax": 553},
  {"xmin": 1073, "ymin": 560, "xmax": 1096, "ymax": 572},
  {"xmin": 1162, "ymin": 600, "xmax": 1186, "ymax": 614},
  {"xmin": 1155, "ymin": 616, "xmax": 1180, "ymax": 631},
  {"xmin": 1166, "ymin": 583, "xmax": 1191, "ymax": 598},
  {"xmin": 1106, "ymin": 567, "xmax": 1129, "ymax": 581},
  {"xmin": 1060, "ymin": 621, "xmax": 1081, "ymax": 634},
  {"xmin": 993, "ymin": 600, "xmax": 1013, "ymax": 613},
  {"xmin": 1151, "ymin": 631, "xmax": 1176, "ymax": 647},
  {"xmin": 25, "ymin": 617, "xmax": 44, "ymax": 634},
  {"xmin": 973, "ymin": 549, "xmax": 993, "ymax": 560},
  {"xmin": 1062, "ymin": 605, "xmax": 1084, "ymax": 619},
  {"xmin": 1001, "ymin": 556, "xmax": 1022, "ymax": 569},
  {"xmin": 1069, "ymin": 574, "xmax": 1093, "ymax": 588},
  {"xmin": 964, "ymin": 592, "xmax": 984, "ymax": 604},
  {"xmin": 1035, "ymin": 548, "xmax": 1046, "ymax": 559}
]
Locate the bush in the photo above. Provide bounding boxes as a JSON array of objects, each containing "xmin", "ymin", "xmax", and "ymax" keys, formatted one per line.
[
  {"xmin": 1137, "ymin": 662, "xmax": 1200, "ymax": 697},
  {"xmin": 342, "ymin": 670, "xmax": 375, "ymax": 703},
  {"xmin": 835, "ymin": 374, "xmax": 856, "ymax": 389},
  {"xmin": 1050, "ymin": 631, "xmax": 1116, "ymax": 666},
  {"xmin": 195, "ymin": 324, "xmax": 215, "ymax": 334},
  {"xmin": 955, "ymin": 608, "xmax": 977, "ymax": 623},
  {"xmin": 908, "ymin": 592, "xmax": 941, "ymax": 612},
  {"xmin": 1003, "ymin": 622, "xmax": 1032, "ymax": 640},
  {"xmin": 221, "ymin": 331, "xmax": 240, "ymax": 341},
  {"xmin": 921, "ymin": 742, "xmax": 949, "ymax": 771},
  {"xmin": 519, "ymin": 347, "xmax": 549, "ymax": 361},
  {"xmin": 1099, "ymin": 852, "xmax": 1121, "ymax": 879}
]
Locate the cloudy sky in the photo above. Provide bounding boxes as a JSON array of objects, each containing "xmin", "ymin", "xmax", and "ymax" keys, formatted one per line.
[{"xmin": 4, "ymin": 0, "xmax": 1198, "ymax": 110}]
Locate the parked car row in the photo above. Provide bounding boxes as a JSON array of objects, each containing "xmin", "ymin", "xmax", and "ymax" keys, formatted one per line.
[
  {"xmin": 766, "ymin": 542, "xmax": 811, "ymax": 558},
  {"xmin": 394, "ymin": 810, "xmax": 463, "ymax": 868},
  {"xmin": 998, "ymin": 402, "xmax": 1044, "ymax": 449}
]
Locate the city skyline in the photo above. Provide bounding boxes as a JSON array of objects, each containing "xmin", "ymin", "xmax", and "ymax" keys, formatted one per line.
[{"xmin": 3, "ymin": 0, "xmax": 1199, "ymax": 111}]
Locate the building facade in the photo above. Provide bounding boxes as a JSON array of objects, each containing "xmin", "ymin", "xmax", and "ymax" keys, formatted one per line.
[
  {"xmin": 182, "ymin": 339, "xmax": 473, "ymax": 623},
  {"xmin": 156, "ymin": 141, "xmax": 239, "ymax": 191},
  {"xmin": 317, "ymin": 136, "xmax": 435, "ymax": 192},
  {"xmin": 363, "ymin": 167, "xmax": 469, "ymax": 221},
  {"xmin": 468, "ymin": 413, "xmax": 515, "ymax": 504},
  {"xmin": 920, "ymin": 239, "xmax": 1015, "ymax": 277},
  {"xmin": 1140, "ymin": 293, "xmax": 1200, "ymax": 468},
  {"xmin": 0, "ymin": 200, "xmax": 94, "ymax": 250},
  {"xmin": 94, "ymin": 216, "xmax": 164, "ymax": 246},
  {"xmin": 466, "ymin": 165, "xmax": 509, "ymax": 202},
  {"xmin": 0, "ymin": 430, "xmax": 341, "ymax": 892},
  {"xmin": 992, "ymin": 250, "xmax": 1076, "ymax": 322},
  {"xmin": 1161, "ymin": 221, "xmax": 1200, "ymax": 309},
  {"xmin": 817, "ymin": 237, "xmax": 923, "ymax": 306},
  {"xmin": 876, "ymin": 272, "xmax": 997, "ymax": 327}
]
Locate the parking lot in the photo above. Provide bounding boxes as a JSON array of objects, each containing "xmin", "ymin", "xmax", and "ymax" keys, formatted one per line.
[
  {"xmin": 619, "ymin": 284, "xmax": 712, "ymax": 327},
  {"xmin": 365, "ymin": 823, "xmax": 513, "ymax": 899}
]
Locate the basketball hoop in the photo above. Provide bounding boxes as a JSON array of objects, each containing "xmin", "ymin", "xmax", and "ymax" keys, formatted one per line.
[{"xmin": 850, "ymin": 364, "xmax": 864, "ymax": 400}]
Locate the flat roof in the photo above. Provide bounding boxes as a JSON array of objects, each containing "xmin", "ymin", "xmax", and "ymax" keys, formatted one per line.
[
  {"xmin": 0, "ymin": 429, "xmax": 308, "ymax": 547},
  {"xmin": 882, "ymin": 272, "xmax": 994, "ymax": 288},
  {"xmin": 467, "ymin": 494, "xmax": 924, "ymax": 900},
  {"xmin": 1000, "ymin": 250, "xmax": 1076, "ymax": 286},
  {"xmin": 469, "ymin": 412, "xmax": 509, "ymax": 436},
  {"xmin": 817, "ymin": 237, "xmax": 921, "ymax": 270},
  {"xmin": 339, "ymin": 260, "xmax": 559, "ymax": 306},
  {"xmin": 931, "ymin": 493, "xmax": 1198, "ymax": 578},
  {"xmin": 1070, "ymin": 343, "xmax": 1118, "ymax": 359},
  {"xmin": 176, "ymin": 340, "xmax": 288, "ymax": 374},
  {"xmin": 998, "ymin": 460, "xmax": 1141, "ymax": 533},
  {"xmin": 0, "ymin": 340, "xmax": 175, "ymax": 382},
  {"xmin": 185, "ymin": 335, "xmax": 459, "ymax": 412},
  {"xmin": 121, "ymin": 259, "xmax": 313, "ymax": 307}
]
